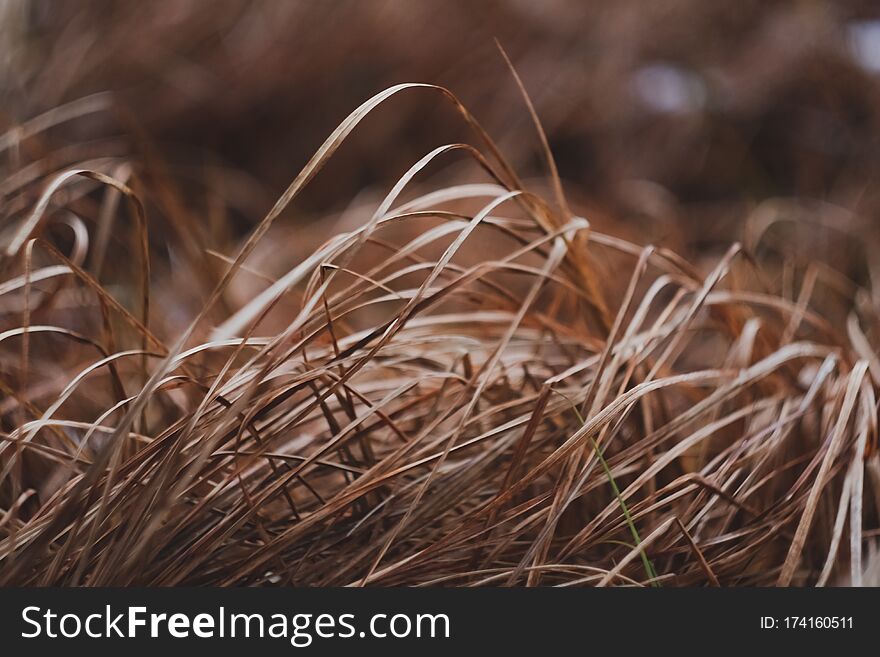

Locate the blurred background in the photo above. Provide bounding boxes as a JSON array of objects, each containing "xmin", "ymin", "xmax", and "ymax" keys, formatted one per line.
[{"xmin": 3, "ymin": 0, "xmax": 880, "ymax": 297}]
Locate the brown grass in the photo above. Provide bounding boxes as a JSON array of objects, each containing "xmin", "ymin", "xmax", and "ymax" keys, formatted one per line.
[{"xmin": 1, "ymin": 3, "xmax": 879, "ymax": 586}]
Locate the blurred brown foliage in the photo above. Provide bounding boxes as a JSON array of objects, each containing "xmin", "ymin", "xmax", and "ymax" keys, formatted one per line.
[{"xmin": 4, "ymin": 0, "xmax": 880, "ymax": 254}]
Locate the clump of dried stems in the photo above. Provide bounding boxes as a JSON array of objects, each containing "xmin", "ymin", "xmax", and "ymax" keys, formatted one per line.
[{"xmin": 0, "ymin": 79, "xmax": 878, "ymax": 587}]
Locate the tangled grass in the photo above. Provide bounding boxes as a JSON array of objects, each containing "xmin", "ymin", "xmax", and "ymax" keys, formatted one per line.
[{"xmin": 0, "ymin": 78, "xmax": 878, "ymax": 587}]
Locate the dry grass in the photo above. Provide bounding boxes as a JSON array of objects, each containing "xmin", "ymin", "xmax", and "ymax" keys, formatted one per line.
[
  {"xmin": 2, "ymin": 2, "xmax": 880, "ymax": 585},
  {"xmin": 1, "ymin": 74, "xmax": 878, "ymax": 587}
]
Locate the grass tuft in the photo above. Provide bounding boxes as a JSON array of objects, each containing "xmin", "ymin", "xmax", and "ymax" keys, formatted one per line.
[{"xmin": 0, "ymin": 62, "xmax": 878, "ymax": 586}]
